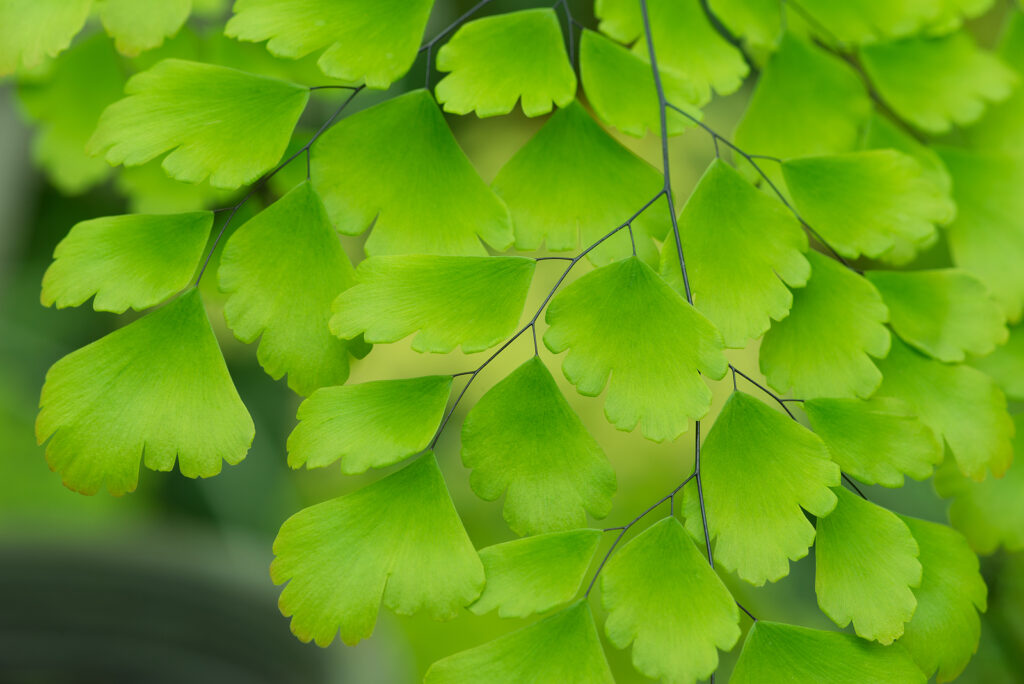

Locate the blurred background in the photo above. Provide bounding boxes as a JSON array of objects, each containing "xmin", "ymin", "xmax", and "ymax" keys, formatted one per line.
[{"xmin": 1, "ymin": 0, "xmax": 1022, "ymax": 682}]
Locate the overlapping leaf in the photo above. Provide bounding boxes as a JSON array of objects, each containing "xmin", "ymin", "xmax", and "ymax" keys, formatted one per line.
[
  {"xmin": 707, "ymin": 0, "xmax": 784, "ymax": 49},
  {"xmin": 97, "ymin": 0, "xmax": 191, "ymax": 56},
  {"xmin": 965, "ymin": 10, "xmax": 1024, "ymax": 152},
  {"xmin": 0, "ymin": 0, "xmax": 91, "ymax": 74},
  {"xmin": 544, "ymin": 257, "xmax": 727, "ymax": 442},
  {"xmin": 973, "ymin": 322, "xmax": 1024, "ymax": 400},
  {"xmin": 796, "ymin": 0, "xmax": 992, "ymax": 45}
]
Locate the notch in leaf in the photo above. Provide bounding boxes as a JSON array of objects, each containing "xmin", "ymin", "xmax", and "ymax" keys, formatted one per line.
[
  {"xmin": 0, "ymin": 0, "xmax": 91, "ymax": 75},
  {"xmin": 97, "ymin": 0, "xmax": 191, "ymax": 56},
  {"xmin": 36, "ymin": 290, "xmax": 254, "ymax": 495}
]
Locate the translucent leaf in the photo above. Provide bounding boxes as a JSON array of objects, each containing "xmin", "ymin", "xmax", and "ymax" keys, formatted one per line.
[
  {"xmin": 579, "ymin": 29, "xmax": 701, "ymax": 138},
  {"xmin": 860, "ymin": 32, "xmax": 1017, "ymax": 134},
  {"xmin": 470, "ymin": 529, "xmax": 601, "ymax": 618},
  {"xmin": 707, "ymin": 0, "xmax": 784, "ymax": 49},
  {"xmin": 219, "ymin": 182, "xmax": 356, "ymax": 395},
  {"xmin": 424, "ymin": 601, "xmax": 613, "ymax": 684},
  {"xmin": 42, "ymin": 211, "xmax": 211, "ymax": 314},
  {"xmin": 435, "ymin": 9, "xmax": 576, "ymax": 118},
  {"xmin": 601, "ymin": 517, "xmax": 741, "ymax": 684},
  {"xmin": 288, "ymin": 376, "xmax": 450, "ymax": 474},
  {"xmin": 272, "ymin": 452, "xmax": 483, "ymax": 646},
  {"xmin": 544, "ymin": 257, "xmax": 728, "ymax": 442},
  {"xmin": 36, "ymin": 290, "xmax": 254, "ymax": 495},
  {"xmin": 331, "ymin": 255, "xmax": 534, "ymax": 354},
  {"xmin": 311, "ymin": 89, "xmax": 513, "ymax": 255},
  {"xmin": 875, "ymin": 336, "xmax": 1014, "ymax": 481},
  {"xmin": 760, "ymin": 251, "xmax": 890, "ymax": 399},
  {"xmin": 735, "ymin": 35, "xmax": 870, "ymax": 161},
  {"xmin": 683, "ymin": 392, "xmax": 840, "ymax": 585},
  {"xmin": 97, "ymin": 0, "xmax": 191, "ymax": 56},
  {"xmin": 796, "ymin": 0, "xmax": 973, "ymax": 45},
  {"xmin": 490, "ymin": 100, "xmax": 669, "ymax": 264},
  {"xmin": 973, "ymin": 322, "xmax": 1024, "ymax": 400},
  {"xmin": 225, "ymin": 0, "xmax": 432, "ymax": 88},
  {"xmin": 898, "ymin": 515, "xmax": 987, "ymax": 682},
  {"xmin": 866, "ymin": 269, "xmax": 1008, "ymax": 362},
  {"xmin": 730, "ymin": 621, "xmax": 927, "ymax": 684},
  {"xmin": 815, "ymin": 487, "xmax": 922, "ymax": 643},
  {"xmin": 595, "ymin": 0, "xmax": 749, "ymax": 104},
  {"xmin": 938, "ymin": 147, "xmax": 1024, "ymax": 322},
  {"xmin": 0, "ymin": 0, "xmax": 90, "ymax": 74},
  {"xmin": 965, "ymin": 11, "xmax": 1024, "ymax": 153},
  {"xmin": 89, "ymin": 59, "xmax": 309, "ymax": 189},
  {"xmin": 782, "ymin": 151, "xmax": 953, "ymax": 261},
  {"xmin": 661, "ymin": 159, "xmax": 809, "ymax": 347},
  {"xmin": 804, "ymin": 397, "xmax": 942, "ymax": 487}
]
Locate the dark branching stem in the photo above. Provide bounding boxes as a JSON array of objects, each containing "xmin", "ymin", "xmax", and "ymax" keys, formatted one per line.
[
  {"xmin": 730, "ymin": 365, "xmax": 796, "ymax": 419},
  {"xmin": 420, "ymin": 0, "xmax": 499, "ymax": 88}
]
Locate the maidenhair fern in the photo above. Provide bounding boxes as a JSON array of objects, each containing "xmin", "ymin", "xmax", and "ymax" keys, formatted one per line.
[{"xmin": 10, "ymin": 0, "xmax": 1024, "ymax": 681}]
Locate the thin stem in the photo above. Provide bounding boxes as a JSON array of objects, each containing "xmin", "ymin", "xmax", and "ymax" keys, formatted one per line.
[
  {"xmin": 737, "ymin": 601, "xmax": 758, "ymax": 622},
  {"xmin": 843, "ymin": 473, "xmax": 868, "ymax": 500},
  {"xmin": 729, "ymin": 364, "xmax": 796, "ymax": 419},
  {"xmin": 309, "ymin": 84, "xmax": 360, "ymax": 92},
  {"xmin": 694, "ymin": 420, "xmax": 714, "ymax": 567}
]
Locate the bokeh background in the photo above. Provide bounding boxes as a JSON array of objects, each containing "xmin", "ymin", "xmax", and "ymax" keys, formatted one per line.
[{"xmin": 1, "ymin": 1, "xmax": 1022, "ymax": 682}]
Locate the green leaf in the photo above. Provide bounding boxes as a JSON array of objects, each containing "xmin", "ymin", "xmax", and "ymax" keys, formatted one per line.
[
  {"xmin": 938, "ymin": 147, "xmax": 1024, "ymax": 322},
  {"xmin": 579, "ymin": 29, "xmax": 701, "ymax": 138},
  {"xmin": 435, "ymin": 9, "xmax": 576, "ymax": 118},
  {"xmin": 862, "ymin": 111, "xmax": 952, "ymax": 193},
  {"xmin": 964, "ymin": 10, "xmax": 1024, "ymax": 153},
  {"xmin": 490, "ymin": 100, "xmax": 669, "ymax": 264},
  {"xmin": 875, "ymin": 336, "xmax": 1014, "ymax": 481},
  {"xmin": 331, "ymin": 255, "xmax": 534, "ymax": 354},
  {"xmin": 815, "ymin": 487, "xmax": 922, "ymax": 643},
  {"xmin": 683, "ymin": 392, "xmax": 840, "ymax": 585},
  {"xmin": 898, "ymin": 515, "xmax": 987, "ymax": 682},
  {"xmin": 97, "ymin": 0, "xmax": 191, "ymax": 56},
  {"xmin": 311, "ymin": 89, "xmax": 513, "ymax": 255},
  {"xmin": 661, "ymin": 159, "xmax": 809, "ymax": 348},
  {"xmin": 594, "ymin": 0, "xmax": 749, "ymax": 104},
  {"xmin": 470, "ymin": 529, "xmax": 601, "ymax": 618},
  {"xmin": 973, "ymin": 322, "xmax": 1024, "ymax": 400},
  {"xmin": 424, "ymin": 601, "xmax": 614, "ymax": 684},
  {"xmin": 271, "ymin": 452, "xmax": 483, "ymax": 646},
  {"xmin": 36, "ymin": 290, "xmax": 254, "ymax": 495},
  {"xmin": 866, "ymin": 269, "xmax": 1008, "ymax": 362},
  {"xmin": 601, "ymin": 517, "xmax": 741, "ymax": 684},
  {"xmin": 461, "ymin": 357, "xmax": 616, "ymax": 536},
  {"xmin": 225, "ymin": 0, "xmax": 433, "ymax": 88},
  {"xmin": 735, "ymin": 35, "xmax": 870, "ymax": 162},
  {"xmin": 287, "ymin": 376, "xmax": 451, "ymax": 474},
  {"xmin": 219, "ymin": 182, "xmax": 356, "ymax": 395},
  {"xmin": 760, "ymin": 251, "xmax": 890, "ymax": 400},
  {"xmin": 544, "ymin": 256, "xmax": 727, "ymax": 442},
  {"xmin": 707, "ymin": 0, "xmax": 784, "ymax": 49},
  {"xmin": 781, "ymin": 151, "xmax": 954, "ymax": 261},
  {"xmin": 730, "ymin": 621, "xmax": 927, "ymax": 684},
  {"xmin": 89, "ymin": 59, "xmax": 309, "ymax": 189},
  {"xmin": 860, "ymin": 32, "xmax": 1017, "ymax": 134},
  {"xmin": 0, "ymin": 0, "xmax": 91, "ymax": 74},
  {"xmin": 804, "ymin": 397, "xmax": 943, "ymax": 487},
  {"xmin": 795, "ymin": 0, "xmax": 977, "ymax": 44}
]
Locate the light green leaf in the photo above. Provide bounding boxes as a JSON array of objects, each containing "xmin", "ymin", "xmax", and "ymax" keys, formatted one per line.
[
  {"xmin": 876, "ymin": 336, "xmax": 1014, "ymax": 481},
  {"xmin": 579, "ymin": 29, "xmax": 701, "ymax": 138},
  {"xmin": 490, "ymin": 100, "xmax": 669, "ymax": 264},
  {"xmin": 98, "ymin": 0, "xmax": 191, "ymax": 56},
  {"xmin": 470, "ymin": 529, "xmax": 601, "ymax": 618},
  {"xmin": 424, "ymin": 601, "xmax": 614, "ymax": 684},
  {"xmin": 815, "ymin": 487, "xmax": 922, "ymax": 643},
  {"xmin": 683, "ymin": 392, "xmax": 839, "ymax": 585},
  {"xmin": 781, "ymin": 150, "xmax": 954, "ymax": 261},
  {"xmin": 219, "ymin": 182, "xmax": 356, "ymax": 395},
  {"xmin": 661, "ymin": 159, "xmax": 809, "ymax": 347},
  {"xmin": 288, "ymin": 376, "xmax": 451, "ymax": 474},
  {"xmin": 36, "ymin": 290, "xmax": 254, "ymax": 495},
  {"xmin": 0, "ymin": 0, "xmax": 91, "ymax": 74},
  {"xmin": 462, "ymin": 357, "xmax": 615, "ymax": 536},
  {"xmin": 867, "ymin": 269, "xmax": 1008, "ymax": 362},
  {"xmin": 735, "ymin": 35, "xmax": 870, "ymax": 162},
  {"xmin": 796, "ymin": 0, "xmax": 969, "ymax": 45},
  {"xmin": 225, "ymin": 0, "xmax": 432, "ymax": 88},
  {"xmin": 272, "ymin": 452, "xmax": 483, "ymax": 646},
  {"xmin": 602, "ymin": 517, "xmax": 740, "ymax": 684},
  {"xmin": 42, "ymin": 211, "xmax": 211, "ymax": 314},
  {"xmin": 760, "ymin": 251, "xmax": 890, "ymax": 399},
  {"xmin": 861, "ymin": 32, "xmax": 1017, "ymax": 134},
  {"xmin": 435, "ymin": 9, "xmax": 575, "ymax": 118},
  {"xmin": 804, "ymin": 397, "xmax": 943, "ymax": 487},
  {"xmin": 973, "ymin": 322, "xmax": 1024, "ymax": 400},
  {"xmin": 965, "ymin": 10, "xmax": 1024, "ymax": 153},
  {"xmin": 311, "ymin": 89, "xmax": 513, "ymax": 255},
  {"xmin": 544, "ymin": 257, "xmax": 727, "ymax": 442},
  {"xmin": 899, "ymin": 515, "xmax": 987, "ymax": 682},
  {"xmin": 730, "ymin": 621, "xmax": 927, "ymax": 684},
  {"xmin": 708, "ymin": 0, "xmax": 785, "ymax": 49},
  {"xmin": 331, "ymin": 255, "xmax": 534, "ymax": 354},
  {"xmin": 89, "ymin": 59, "xmax": 309, "ymax": 189}
]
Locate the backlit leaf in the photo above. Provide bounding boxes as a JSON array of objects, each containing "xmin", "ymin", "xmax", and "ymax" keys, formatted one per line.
[
  {"xmin": 972, "ymin": 322, "xmax": 1024, "ymax": 400},
  {"xmin": 0, "ymin": 0, "xmax": 91, "ymax": 74},
  {"xmin": 796, "ymin": 0, "xmax": 990, "ymax": 45},
  {"xmin": 964, "ymin": 10, "xmax": 1024, "ymax": 152},
  {"xmin": 97, "ymin": 0, "xmax": 191, "ymax": 56}
]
